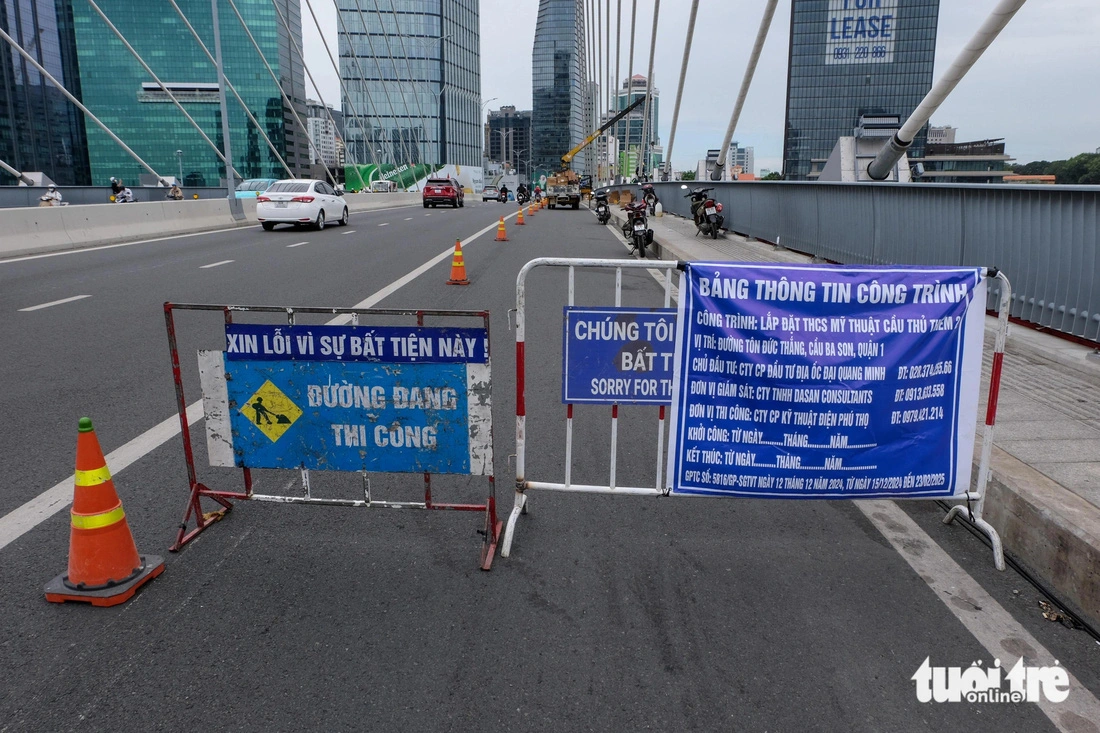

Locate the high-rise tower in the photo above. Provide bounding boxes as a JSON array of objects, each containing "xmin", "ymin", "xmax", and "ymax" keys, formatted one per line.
[
  {"xmin": 531, "ymin": 0, "xmax": 587, "ymax": 182},
  {"xmin": 782, "ymin": 0, "xmax": 940, "ymax": 180}
]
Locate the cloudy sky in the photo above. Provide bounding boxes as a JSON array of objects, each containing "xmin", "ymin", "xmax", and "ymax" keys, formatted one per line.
[{"xmin": 303, "ymin": 0, "xmax": 1100, "ymax": 173}]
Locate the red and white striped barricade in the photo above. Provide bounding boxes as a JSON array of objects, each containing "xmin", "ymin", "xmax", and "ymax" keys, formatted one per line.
[
  {"xmin": 164, "ymin": 303, "xmax": 502, "ymax": 570},
  {"xmin": 504, "ymin": 258, "xmax": 1011, "ymax": 571}
]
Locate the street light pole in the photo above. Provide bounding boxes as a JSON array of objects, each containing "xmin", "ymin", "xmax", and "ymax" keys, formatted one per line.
[{"xmin": 176, "ymin": 149, "xmax": 183, "ymax": 183}]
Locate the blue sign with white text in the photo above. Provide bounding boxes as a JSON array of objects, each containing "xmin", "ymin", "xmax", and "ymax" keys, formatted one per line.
[
  {"xmin": 562, "ymin": 307, "xmax": 677, "ymax": 404},
  {"xmin": 223, "ymin": 359, "xmax": 475, "ymax": 473},
  {"xmin": 668, "ymin": 263, "xmax": 986, "ymax": 499},
  {"xmin": 225, "ymin": 324, "xmax": 488, "ymax": 363}
]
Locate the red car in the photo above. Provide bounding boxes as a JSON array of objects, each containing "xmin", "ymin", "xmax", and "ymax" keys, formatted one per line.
[{"xmin": 423, "ymin": 177, "xmax": 464, "ymax": 208}]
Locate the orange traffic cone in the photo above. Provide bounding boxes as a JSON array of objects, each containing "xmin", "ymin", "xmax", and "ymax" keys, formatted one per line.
[
  {"xmin": 446, "ymin": 239, "xmax": 469, "ymax": 285},
  {"xmin": 516, "ymin": 206, "xmax": 525, "ymax": 225},
  {"xmin": 45, "ymin": 418, "xmax": 164, "ymax": 607},
  {"xmin": 527, "ymin": 204, "xmax": 535, "ymax": 218},
  {"xmin": 495, "ymin": 217, "xmax": 508, "ymax": 241}
]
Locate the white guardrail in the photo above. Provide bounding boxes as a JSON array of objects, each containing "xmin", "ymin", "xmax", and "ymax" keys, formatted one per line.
[{"xmin": 0, "ymin": 192, "xmax": 422, "ymax": 259}]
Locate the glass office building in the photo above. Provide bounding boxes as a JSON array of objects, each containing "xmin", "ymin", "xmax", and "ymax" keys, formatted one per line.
[
  {"xmin": 338, "ymin": 0, "xmax": 481, "ymax": 169},
  {"xmin": 611, "ymin": 74, "xmax": 660, "ymax": 177},
  {"xmin": 70, "ymin": 0, "xmax": 308, "ymax": 186},
  {"xmin": 531, "ymin": 0, "xmax": 587, "ymax": 181},
  {"xmin": 0, "ymin": 0, "xmax": 90, "ymax": 185},
  {"xmin": 782, "ymin": 0, "xmax": 939, "ymax": 180}
]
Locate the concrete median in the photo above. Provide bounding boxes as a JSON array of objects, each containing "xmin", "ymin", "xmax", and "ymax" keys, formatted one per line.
[{"xmin": 0, "ymin": 191, "xmax": 421, "ymax": 259}]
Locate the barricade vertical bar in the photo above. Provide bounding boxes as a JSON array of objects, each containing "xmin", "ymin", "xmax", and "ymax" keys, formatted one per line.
[
  {"xmin": 224, "ymin": 307, "xmax": 253, "ymax": 498},
  {"xmin": 942, "ymin": 269, "xmax": 1010, "ymax": 571},
  {"xmin": 565, "ymin": 403, "xmax": 574, "ymax": 488},
  {"xmin": 655, "ymin": 405, "xmax": 666, "ymax": 491},
  {"xmin": 610, "ymin": 404, "xmax": 619, "ymax": 489}
]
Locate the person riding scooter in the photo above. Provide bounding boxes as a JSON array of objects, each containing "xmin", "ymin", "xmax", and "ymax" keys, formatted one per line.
[{"xmin": 38, "ymin": 185, "xmax": 63, "ymax": 207}]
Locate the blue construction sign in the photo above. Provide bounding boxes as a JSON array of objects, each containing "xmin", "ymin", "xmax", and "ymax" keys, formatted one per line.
[
  {"xmin": 668, "ymin": 263, "xmax": 986, "ymax": 499},
  {"xmin": 199, "ymin": 325, "xmax": 493, "ymax": 475},
  {"xmin": 562, "ymin": 307, "xmax": 677, "ymax": 404}
]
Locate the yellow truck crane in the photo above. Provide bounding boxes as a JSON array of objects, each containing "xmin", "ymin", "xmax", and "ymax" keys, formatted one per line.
[{"xmin": 545, "ymin": 94, "xmax": 647, "ymax": 209}]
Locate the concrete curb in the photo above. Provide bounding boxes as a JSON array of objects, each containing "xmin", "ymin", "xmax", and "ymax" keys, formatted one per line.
[{"xmin": 624, "ymin": 202, "xmax": 1100, "ymax": 630}]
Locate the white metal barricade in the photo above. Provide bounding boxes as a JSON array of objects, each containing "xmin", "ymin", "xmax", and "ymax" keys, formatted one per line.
[
  {"xmin": 503, "ymin": 258, "xmax": 1012, "ymax": 571},
  {"xmin": 503, "ymin": 257, "xmax": 680, "ymax": 556}
]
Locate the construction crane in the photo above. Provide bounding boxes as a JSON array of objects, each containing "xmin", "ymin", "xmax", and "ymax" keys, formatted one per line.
[{"xmin": 546, "ymin": 94, "xmax": 647, "ymax": 210}]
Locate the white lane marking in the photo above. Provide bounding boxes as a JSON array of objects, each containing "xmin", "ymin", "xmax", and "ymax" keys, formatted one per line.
[
  {"xmin": 425, "ymin": 213, "xmax": 432, "ymax": 216},
  {"xmin": 859, "ymin": 501, "xmax": 1100, "ymax": 730},
  {"xmin": 200, "ymin": 260, "xmax": 234, "ymax": 269},
  {"xmin": 0, "ymin": 208, "xmax": 521, "ymax": 551},
  {"xmin": 0, "ymin": 403, "xmax": 203, "ymax": 552},
  {"xmin": 287, "ymin": 241, "xmax": 310, "ymax": 248},
  {"xmin": 404, "ymin": 217, "xmax": 413, "ymax": 221},
  {"xmin": 342, "ymin": 230, "xmax": 357, "ymax": 235},
  {"xmin": 18, "ymin": 294, "xmax": 92, "ymax": 312},
  {"xmin": 378, "ymin": 222, "xmax": 389, "ymax": 227},
  {"xmin": 0, "ymin": 204, "xmax": 420, "ymax": 266}
]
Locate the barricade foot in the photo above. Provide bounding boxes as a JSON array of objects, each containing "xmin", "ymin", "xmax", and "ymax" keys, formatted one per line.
[
  {"xmin": 500, "ymin": 492, "xmax": 527, "ymax": 558},
  {"xmin": 45, "ymin": 556, "xmax": 164, "ymax": 607},
  {"xmin": 942, "ymin": 503, "xmax": 966, "ymax": 525}
]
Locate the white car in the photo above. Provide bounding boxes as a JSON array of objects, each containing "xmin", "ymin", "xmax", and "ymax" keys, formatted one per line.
[{"xmin": 257, "ymin": 179, "xmax": 349, "ymax": 230}]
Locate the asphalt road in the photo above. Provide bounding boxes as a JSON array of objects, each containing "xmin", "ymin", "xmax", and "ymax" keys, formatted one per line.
[{"xmin": 0, "ymin": 202, "xmax": 1097, "ymax": 732}]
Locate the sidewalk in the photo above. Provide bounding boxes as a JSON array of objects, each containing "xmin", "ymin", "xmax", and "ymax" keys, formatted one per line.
[{"xmin": 620, "ymin": 206, "xmax": 1100, "ymax": 628}]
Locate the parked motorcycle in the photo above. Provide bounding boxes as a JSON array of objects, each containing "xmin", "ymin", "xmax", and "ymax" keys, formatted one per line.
[
  {"xmin": 684, "ymin": 185, "xmax": 723, "ymax": 239},
  {"xmin": 621, "ymin": 200, "xmax": 653, "ymax": 258},
  {"xmin": 593, "ymin": 190, "xmax": 610, "ymax": 225},
  {"xmin": 640, "ymin": 182, "xmax": 658, "ymax": 215}
]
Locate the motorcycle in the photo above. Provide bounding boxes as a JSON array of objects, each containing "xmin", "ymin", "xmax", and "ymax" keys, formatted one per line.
[
  {"xmin": 517, "ymin": 190, "xmax": 530, "ymax": 205},
  {"xmin": 684, "ymin": 186, "xmax": 723, "ymax": 239},
  {"xmin": 621, "ymin": 200, "xmax": 652, "ymax": 258},
  {"xmin": 498, "ymin": 190, "xmax": 508, "ymax": 203},
  {"xmin": 533, "ymin": 190, "xmax": 542, "ymax": 203},
  {"xmin": 115, "ymin": 188, "xmax": 134, "ymax": 203},
  {"xmin": 640, "ymin": 182, "xmax": 658, "ymax": 216},
  {"xmin": 593, "ymin": 190, "xmax": 610, "ymax": 225}
]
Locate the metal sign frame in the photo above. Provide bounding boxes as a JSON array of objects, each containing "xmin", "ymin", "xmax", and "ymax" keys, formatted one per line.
[
  {"xmin": 503, "ymin": 258, "xmax": 1012, "ymax": 571},
  {"xmin": 164, "ymin": 302, "xmax": 502, "ymax": 570}
]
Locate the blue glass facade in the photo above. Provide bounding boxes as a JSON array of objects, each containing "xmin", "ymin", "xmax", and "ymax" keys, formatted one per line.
[
  {"xmin": 338, "ymin": 0, "xmax": 481, "ymax": 168},
  {"xmin": 531, "ymin": 0, "xmax": 586, "ymax": 180},
  {"xmin": 0, "ymin": 0, "xmax": 89, "ymax": 184},
  {"xmin": 70, "ymin": 0, "xmax": 308, "ymax": 186},
  {"xmin": 782, "ymin": 0, "xmax": 939, "ymax": 180}
]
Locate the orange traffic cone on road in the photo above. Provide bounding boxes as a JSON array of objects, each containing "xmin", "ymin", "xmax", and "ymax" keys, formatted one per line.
[
  {"xmin": 527, "ymin": 204, "xmax": 535, "ymax": 218},
  {"xmin": 45, "ymin": 418, "xmax": 164, "ymax": 607},
  {"xmin": 495, "ymin": 217, "xmax": 508, "ymax": 241},
  {"xmin": 516, "ymin": 206, "xmax": 525, "ymax": 226},
  {"xmin": 446, "ymin": 239, "xmax": 469, "ymax": 285}
]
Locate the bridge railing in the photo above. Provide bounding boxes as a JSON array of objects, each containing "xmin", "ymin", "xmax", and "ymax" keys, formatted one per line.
[{"xmin": 603, "ymin": 180, "xmax": 1100, "ymax": 342}]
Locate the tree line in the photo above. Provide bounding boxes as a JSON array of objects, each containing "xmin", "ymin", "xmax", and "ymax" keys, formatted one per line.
[{"xmin": 1011, "ymin": 152, "xmax": 1100, "ymax": 185}]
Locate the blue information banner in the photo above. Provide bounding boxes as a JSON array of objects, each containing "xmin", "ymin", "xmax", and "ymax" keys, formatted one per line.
[
  {"xmin": 225, "ymin": 324, "xmax": 488, "ymax": 363},
  {"xmin": 199, "ymin": 325, "xmax": 493, "ymax": 475},
  {"xmin": 562, "ymin": 307, "xmax": 677, "ymax": 404},
  {"xmin": 668, "ymin": 263, "xmax": 986, "ymax": 499}
]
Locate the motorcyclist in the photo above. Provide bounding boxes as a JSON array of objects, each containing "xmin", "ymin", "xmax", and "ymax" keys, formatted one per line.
[
  {"xmin": 38, "ymin": 184, "xmax": 63, "ymax": 206},
  {"xmin": 498, "ymin": 184, "xmax": 509, "ymax": 203},
  {"xmin": 110, "ymin": 177, "xmax": 124, "ymax": 196},
  {"xmin": 167, "ymin": 183, "xmax": 183, "ymax": 200},
  {"xmin": 533, "ymin": 186, "xmax": 542, "ymax": 202},
  {"xmin": 116, "ymin": 187, "xmax": 134, "ymax": 203}
]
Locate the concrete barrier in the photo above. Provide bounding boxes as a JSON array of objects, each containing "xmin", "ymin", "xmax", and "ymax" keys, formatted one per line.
[{"xmin": 0, "ymin": 191, "xmax": 421, "ymax": 259}]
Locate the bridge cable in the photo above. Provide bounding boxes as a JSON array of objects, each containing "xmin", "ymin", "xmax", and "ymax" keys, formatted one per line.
[
  {"xmin": 346, "ymin": 0, "xmax": 418, "ymax": 185},
  {"xmin": 168, "ymin": 0, "xmax": 295, "ymax": 180},
  {"xmin": 624, "ymin": 0, "xmax": 636, "ymax": 173},
  {"xmin": 583, "ymin": 0, "xmax": 595, "ymax": 180},
  {"xmin": 333, "ymin": 0, "xmax": 392, "ymax": 170},
  {"xmin": 868, "ymin": 0, "xmax": 1029, "ymax": 180},
  {"xmin": 378, "ymin": 0, "xmax": 436, "ymax": 169},
  {"xmin": 663, "ymin": 0, "xmax": 699, "ymax": 180},
  {"xmin": 613, "ymin": 0, "xmax": 621, "ymax": 181},
  {"xmin": 638, "ymin": 0, "xmax": 659, "ymax": 180},
  {"xmin": 605, "ymin": 0, "xmax": 611, "ymax": 181},
  {"xmin": 0, "ymin": 26, "xmax": 167, "ymax": 184},
  {"xmin": 268, "ymin": 0, "xmax": 348, "ymax": 182},
  {"xmin": 714, "ymin": 0, "xmax": 778, "ymax": 181},
  {"xmin": 302, "ymin": 0, "xmax": 377, "ymax": 170},
  {"xmin": 84, "ymin": 0, "xmax": 240, "ymax": 181},
  {"xmin": 0, "ymin": 157, "xmax": 35, "ymax": 186},
  {"xmin": 223, "ymin": 0, "xmax": 335, "ymax": 185}
]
